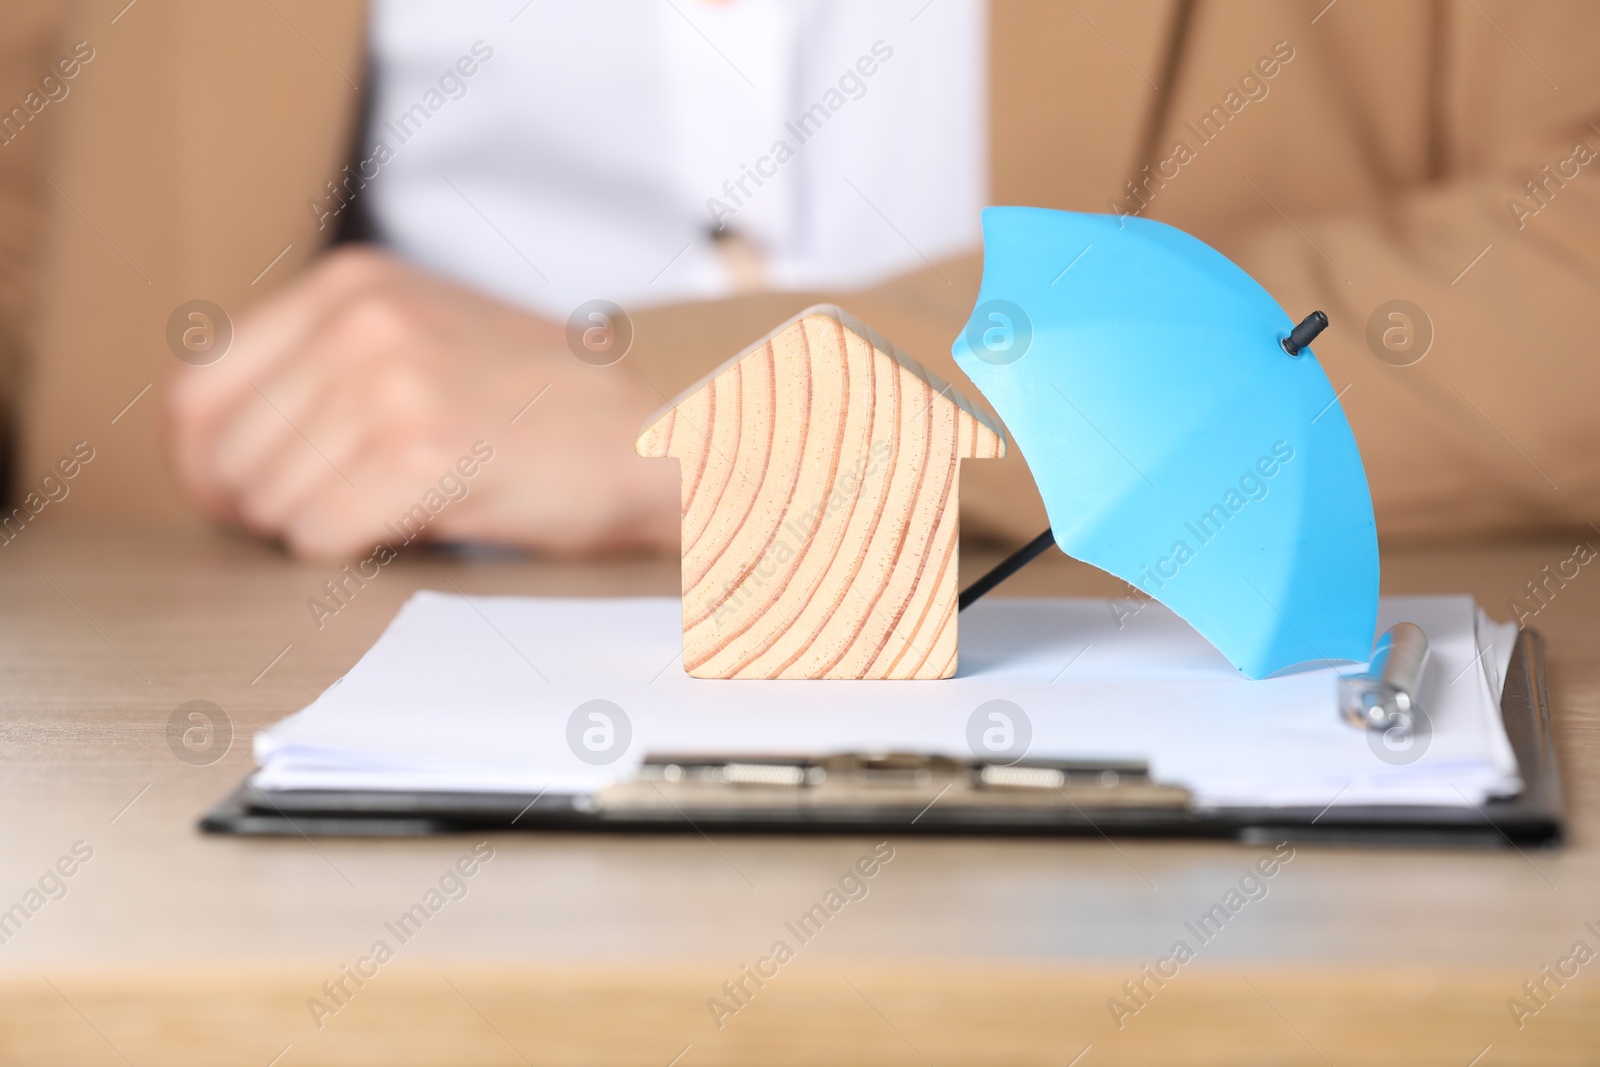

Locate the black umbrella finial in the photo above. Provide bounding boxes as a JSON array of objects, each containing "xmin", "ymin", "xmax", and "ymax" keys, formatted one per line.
[{"xmin": 1281, "ymin": 310, "xmax": 1329, "ymax": 356}]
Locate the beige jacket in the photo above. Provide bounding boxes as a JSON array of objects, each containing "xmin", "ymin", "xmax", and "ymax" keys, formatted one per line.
[{"xmin": 2, "ymin": 0, "xmax": 1598, "ymax": 544}]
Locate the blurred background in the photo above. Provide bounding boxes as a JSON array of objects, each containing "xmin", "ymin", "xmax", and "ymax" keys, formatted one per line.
[{"xmin": 1, "ymin": 0, "xmax": 1597, "ymax": 560}]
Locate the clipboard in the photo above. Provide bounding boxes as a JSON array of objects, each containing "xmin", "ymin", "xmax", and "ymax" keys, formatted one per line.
[{"xmin": 199, "ymin": 628, "xmax": 1563, "ymax": 847}]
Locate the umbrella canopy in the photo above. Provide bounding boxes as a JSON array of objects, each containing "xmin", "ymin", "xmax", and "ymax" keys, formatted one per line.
[{"xmin": 952, "ymin": 207, "xmax": 1378, "ymax": 678}]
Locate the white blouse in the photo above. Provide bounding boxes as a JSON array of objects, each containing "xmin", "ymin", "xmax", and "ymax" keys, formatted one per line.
[{"xmin": 362, "ymin": 0, "xmax": 986, "ymax": 320}]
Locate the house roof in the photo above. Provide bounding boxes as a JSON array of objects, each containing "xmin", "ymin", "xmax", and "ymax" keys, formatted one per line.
[{"xmin": 636, "ymin": 304, "xmax": 1007, "ymax": 459}]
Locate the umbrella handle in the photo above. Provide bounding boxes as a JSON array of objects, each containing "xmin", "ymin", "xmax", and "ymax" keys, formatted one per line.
[{"xmin": 958, "ymin": 528, "xmax": 1057, "ymax": 611}]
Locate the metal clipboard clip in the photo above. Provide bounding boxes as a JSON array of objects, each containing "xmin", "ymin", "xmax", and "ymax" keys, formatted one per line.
[{"xmin": 593, "ymin": 752, "xmax": 1190, "ymax": 816}]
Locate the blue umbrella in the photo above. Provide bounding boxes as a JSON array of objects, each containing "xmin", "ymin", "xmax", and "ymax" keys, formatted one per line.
[{"xmin": 953, "ymin": 207, "xmax": 1378, "ymax": 678}]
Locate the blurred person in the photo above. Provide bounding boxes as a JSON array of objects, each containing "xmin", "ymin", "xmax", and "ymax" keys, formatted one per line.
[{"xmin": 1, "ymin": 0, "xmax": 1597, "ymax": 560}]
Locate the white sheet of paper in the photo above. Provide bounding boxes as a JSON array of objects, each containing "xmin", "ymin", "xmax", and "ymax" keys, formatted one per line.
[{"xmin": 253, "ymin": 593, "xmax": 1521, "ymax": 808}]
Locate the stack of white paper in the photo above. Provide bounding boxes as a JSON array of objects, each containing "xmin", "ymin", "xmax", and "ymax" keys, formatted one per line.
[{"xmin": 254, "ymin": 593, "xmax": 1521, "ymax": 809}]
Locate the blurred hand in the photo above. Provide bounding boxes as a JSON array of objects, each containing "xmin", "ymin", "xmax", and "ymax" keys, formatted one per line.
[{"xmin": 165, "ymin": 247, "xmax": 679, "ymax": 561}]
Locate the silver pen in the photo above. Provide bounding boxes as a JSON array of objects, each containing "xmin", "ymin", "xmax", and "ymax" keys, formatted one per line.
[{"xmin": 1339, "ymin": 622, "xmax": 1430, "ymax": 733}]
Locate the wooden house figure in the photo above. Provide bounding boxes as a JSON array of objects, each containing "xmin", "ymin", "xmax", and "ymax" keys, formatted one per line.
[{"xmin": 637, "ymin": 305, "xmax": 1006, "ymax": 680}]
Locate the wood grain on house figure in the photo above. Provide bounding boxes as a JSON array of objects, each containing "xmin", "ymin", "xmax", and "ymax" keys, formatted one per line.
[{"xmin": 637, "ymin": 305, "xmax": 1005, "ymax": 680}]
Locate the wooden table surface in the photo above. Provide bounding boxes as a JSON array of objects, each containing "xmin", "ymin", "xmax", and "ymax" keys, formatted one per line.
[{"xmin": 1, "ymin": 522, "xmax": 1597, "ymax": 1065}]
